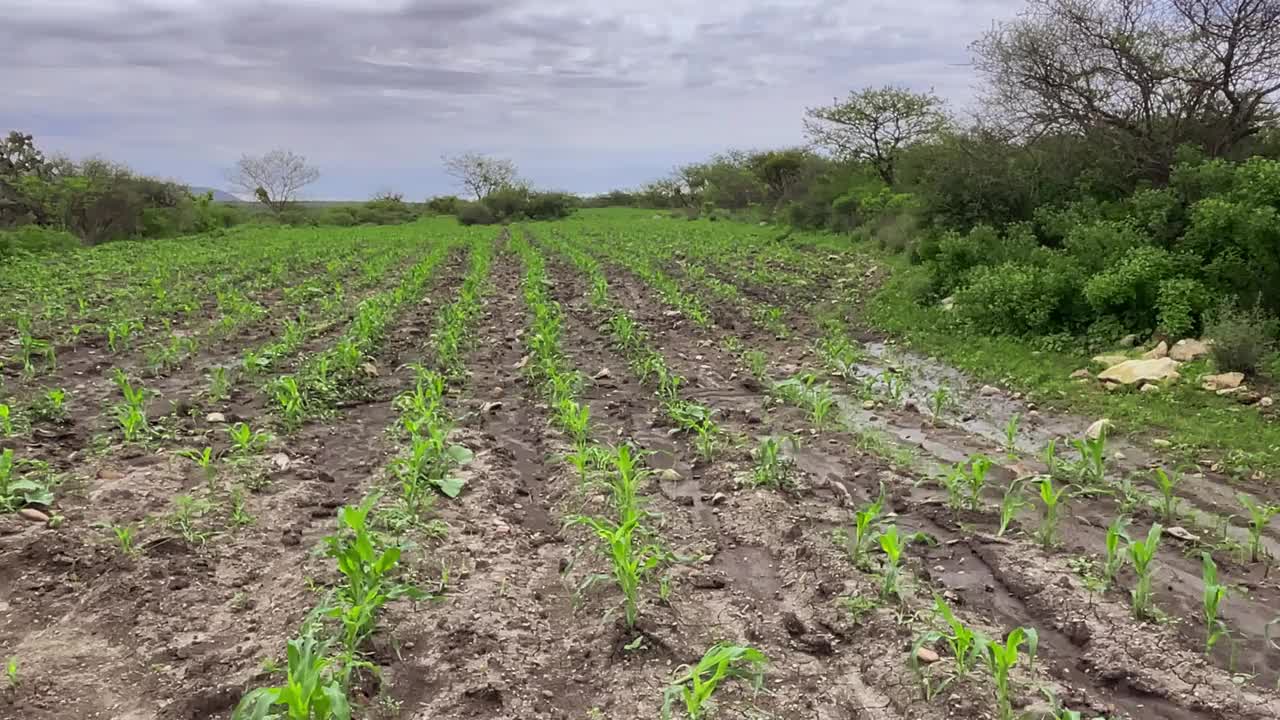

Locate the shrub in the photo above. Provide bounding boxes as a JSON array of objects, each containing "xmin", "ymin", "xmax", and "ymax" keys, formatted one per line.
[
  {"xmin": 524, "ymin": 191, "xmax": 576, "ymax": 220},
  {"xmin": 425, "ymin": 195, "xmax": 462, "ymax": 215},
  {"xmin": 0, "ymin": 226, "xmax": 79, "ymax": 258},
  {"xmin": 1155, "ymin": 277, "xmax": 1212, "ymax": 338},
  {"xmin": 1063, "ymin": 219, "xmax": 1147, "ymax": 273},
  {"xmin": 457, "ymin": 202, "xmax": 497, "ymax": 226},
  {"xmin": 317, "ymin": 207, "xmax": 358, "ymax": 226},
  {"xmin": 953, "ymin": 261, "xmax": 1079, "ymax": 336},
  {"xmin": 1083, "ymin": 246, "xmax": 1196, "ymax": 332},
  {"xmin": 1203, "ymin": 303, "xmax": 1278, "ymax": 374}
]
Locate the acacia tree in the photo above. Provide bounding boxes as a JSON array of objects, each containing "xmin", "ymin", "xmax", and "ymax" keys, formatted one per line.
[
  {"xmin": 228, "ymin": 149, "xmax": 319, "ymax": 212},
  {"xmin": 804, "ymin": 86, "xmax": 949, "ymax": 185},
  {"xmin": 442, "ymin": 152, "xmax": 519, "ymax": 200},
  {"xmin": 972, "ymin": 0, "xmax": 1280, "ymax": 176}
]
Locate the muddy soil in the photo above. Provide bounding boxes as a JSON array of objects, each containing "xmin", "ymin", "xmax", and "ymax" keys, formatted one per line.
[
  {"xmin": 0, "ymin": 246, "xmax": 470, "ymax": 720},
  {"xmin": 549, "ymin": 230, "xmax": 1280, "ymax": 717}
]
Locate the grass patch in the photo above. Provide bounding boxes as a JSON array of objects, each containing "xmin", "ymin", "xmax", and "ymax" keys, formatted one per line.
[{"xmin": 859, "ymin": 252, "xmax": 1280, "ymax": 478}]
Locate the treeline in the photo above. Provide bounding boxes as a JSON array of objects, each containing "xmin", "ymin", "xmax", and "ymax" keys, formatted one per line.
[
  {"xmin": 0, "ymin": 135, "xmax": 578, "ymax": 257},
  {"xmin": 622, "ymin": 0, "xmax": 1280, "ymax": 371}
]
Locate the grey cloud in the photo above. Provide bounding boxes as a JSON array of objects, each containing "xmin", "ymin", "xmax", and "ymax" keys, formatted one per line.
[{"xmin": 1, "ymin": 0, "xmax": 1025, "ymax": 197}]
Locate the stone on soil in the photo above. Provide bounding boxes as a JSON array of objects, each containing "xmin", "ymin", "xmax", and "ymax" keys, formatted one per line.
[
  {"xmin": 1202, "ymin": 372, "xmax": 1244, "ymax": 391},
  {"xmin": 1142, "ymin": 340, "xmax": 1169, "ymax": 360},
  {"xmin": 1097, "ymin": 357, "xmax": 1181, "ymax": 385},
  {"xmin": 19, "ymin": 508, "xmax": 50, "ymax": 524},
  {"xmin": 1091, "ymin": 354, "xmax": 1129, "ymax": 369},
  {"xmin": 205, "ymin": 412, "xmax": 227, "ymax": 423},
  {"xmin": 915, "ymin": 647, "xmax": 940, "ymax": 664},
  {"xmin": 1069, "ymin": 369, "xmax": 1091, "ymax": 380},
  {"xmin": 979, "ymin": 385, "xmax": 1000, "ymax": 396},
  {"xmin": 1169, "ymin": 338, "xmax": 1210, "ymax": 362}
]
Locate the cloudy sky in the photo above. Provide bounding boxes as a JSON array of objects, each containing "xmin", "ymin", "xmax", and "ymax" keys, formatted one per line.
[{"xmin": 2, "ymin": 0, "xmax": 1022, "ymax": 199}]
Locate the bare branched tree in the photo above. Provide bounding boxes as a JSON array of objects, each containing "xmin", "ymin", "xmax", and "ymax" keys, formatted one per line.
[
  {"xmin": 804, "ymin": 86, "xmax": 950, "ymax": 185},
  {"xmin": 442, "ymin": 153, "xmax": 519, "ymax": 200},
  {"xmin": 973, "ymin": 0, "xmax": 1280, "ymax": 175},
  {"xmin": 228, "ymin": 149, "xmax": 320, "ymax": 211}
]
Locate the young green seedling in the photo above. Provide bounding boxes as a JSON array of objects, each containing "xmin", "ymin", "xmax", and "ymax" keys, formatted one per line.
[
  {"xmin": 112, "ymin": 523, "xmax": 139, "ymax": 558},
  {"xmin": 0, "ymin": 448, "xmax": 54, "ymax": 512},
  {"xmin": 751, "ymin": 436, "xmax": 795, "ymax": 489},
  {"xmin": 1238, "ymin": 494, "xmax": 1280, "ymax": 564},
  {"xmin": 1003, "ymin": 413, "xmax": 1021, "ymax": 456},
  {"xmin": 1035, "ymin": 476, "xmax": 1069, "ymax": 549},
  {"xmin": 912, "ymin": 596, "xmax": 986, "ymax": 698},
  {"xmin": 227, "ymin": 423, "xmax": 272, "ymax": 455},
  {"xmin": 928, "ymin": 386, "xmax": 950, "ymax": 426},
  {"xmin": 231, "ymin": 632, "xmax": 351, "ymax": 720},
  {"xmin": 1128, "ymin": 523, "xmax": 1163, "ymax": 620},
  {"xmin": 660, "ymin": 643, "xmax": 768, "ymax": 720},
  {"xmin": 178, "ymin": 447, "xmax": 218, "ymax": 488},
  {"xmin": 0, "ymin": 404, "xmax": 12, "ymax": 436},
  {"xmin": 567, "ymin": 513, "xmax": 667, "ymax": 629},
  {"xmin": 1102, "ymin": 516, "xmax": 1130, "ymax": 590},
  {"xmin": 1201, "ymin": 552, "xmax": 1229, "ymax": 652},
  {"xmin": 878, "ymin": 525, "xmax": 906, "ymax": 600},
  {"xmin": 1152, "ymin": 467, "xmax": 1182, "ymax": 524},
  {"xmin": 997, "ymin": 479, "xmax": 1029, "ymax": 537},
  {"xmin": 848, "ymin": 487, "xmax": 885, "ymax": 570},
  {"xmin": 980, "ymin": 627, "xmax": 1039, "ymax": 720}
]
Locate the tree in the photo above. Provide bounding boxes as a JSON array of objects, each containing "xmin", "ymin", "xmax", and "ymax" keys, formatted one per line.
[
  {"xmin": 804, "ymin": 86, "xmax": 949, "ymax": 185},
  {"xmin": 228, "ymin": 149, "xmax": 319, "ymax": 212},
  {"xmin": 972, "ymin": 0, "xmax": 1280, "ymax": 178},
  {"xmin": 442, "ymin": 153, "xmax": 519, "ymax": 200},
  {"xmin": 0, "ymin": 131, "xmax": 53, "ymax": 180}
]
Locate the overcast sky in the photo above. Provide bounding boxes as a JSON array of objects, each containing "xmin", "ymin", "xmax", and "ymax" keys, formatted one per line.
[{"xmin": 2, "ymin": 0, "xmax": 1021, "ymax": 199}]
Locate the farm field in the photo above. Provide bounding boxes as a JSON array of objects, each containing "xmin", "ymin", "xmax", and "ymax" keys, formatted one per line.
[{"xmin": 2, "ymin": 210, "xmax": 1280, "ymax": 720}]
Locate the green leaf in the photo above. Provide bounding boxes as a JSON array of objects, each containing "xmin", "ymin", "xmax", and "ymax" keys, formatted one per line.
[{"xmin": 435, "ymin": 475, "xmax": 465, "ymax": 498}]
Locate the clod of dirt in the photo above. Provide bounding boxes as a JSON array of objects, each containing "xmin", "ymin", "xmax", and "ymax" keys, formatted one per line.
[
  {"xmin": 782, "ymin": 612, "xmax": 807, "ymax": 636},
  {"xmin": 18, "ymin": 508, "xmax": 50, "ymax": 524},
  {"xmin": 270, "ymin": 452, "xmax": 291, "ymax": 470}
]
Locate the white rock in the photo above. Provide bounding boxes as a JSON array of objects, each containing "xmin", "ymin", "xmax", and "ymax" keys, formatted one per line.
[
  {"xmin": 979, "ymin": 385, "xmax": 1000, "ymax": 397},
  {"xmin": 1142, "ymin": 341, "xmax": 1169, "ymax": 360},
  {"xmin": 1139, "ymin": 383, "xmax": 1161, "ymax": 393},
  {"xmin": 1169, "ymin": 339, "xmax": 1211, "ymax": 362},
  {"xmin": 1261, "ymin": 397, "xmax": 1274, "ymax": 408},
  {"xmin": 1097, "ymin": 358, "xmax": 1182, "ymax": 385},
  {"xmin": 271, "ymin": 453, "xmax": 291, "ymax": 471},
  {"xmin": 1091, "ymin": 354, "xmax": 1130, "ymax": 369},
  {"xmin": 205, "ymin": 412, "xmax": 227, "ymax": 423},
  {"xmin": 1202, "ymin": 372, "xmax": 1245, "ymax": 391}
]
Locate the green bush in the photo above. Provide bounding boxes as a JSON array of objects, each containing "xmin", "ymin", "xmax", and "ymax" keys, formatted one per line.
[
  {"xmin": 0, "ymin": 226, "xmax": 79, "ymax": 258},
  {"xmin": 1063, "ymin": 219, "xmax": 1147, "ymax": 273},
  {"xmin": 1083, "ymin": 246, "xmax": 1194, "ymax": 331},
  {"xmin": 524, "ymin": 192, "xmax": 576, "ymax": 220},
  {"xmin": 953, "ymin": 261, "xmax": 1076, "ymax": 336},
  {"xmin": 1203, "ymin": 303, "xmax": 1278, "ymax": 374},
  {"xmin": 1155, "ymin": 277, "xmax": 1212, "ymax": 339},
  {"xmin": 457, "ymin": 202, "xmax": 497, "ymax": 226},
  {"xmin": 426, "ymin": 195, "xmax": 462, "ymax": 215}
]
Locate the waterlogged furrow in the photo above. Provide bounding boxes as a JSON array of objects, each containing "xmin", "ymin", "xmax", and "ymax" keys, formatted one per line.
[{"xmin": 554, "ymin": 221, "xmax": 1280, "ymax": 718}]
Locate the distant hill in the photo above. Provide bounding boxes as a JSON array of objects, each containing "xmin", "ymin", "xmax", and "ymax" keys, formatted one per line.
[{"xmin": 188, "ymin": 186, "xmax": 241, "ymax": 202}]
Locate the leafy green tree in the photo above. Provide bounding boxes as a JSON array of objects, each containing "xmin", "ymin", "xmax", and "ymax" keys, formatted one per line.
[{"xmin": 804, "ymin": 86, "xmax": 949, "ymax": 185}]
